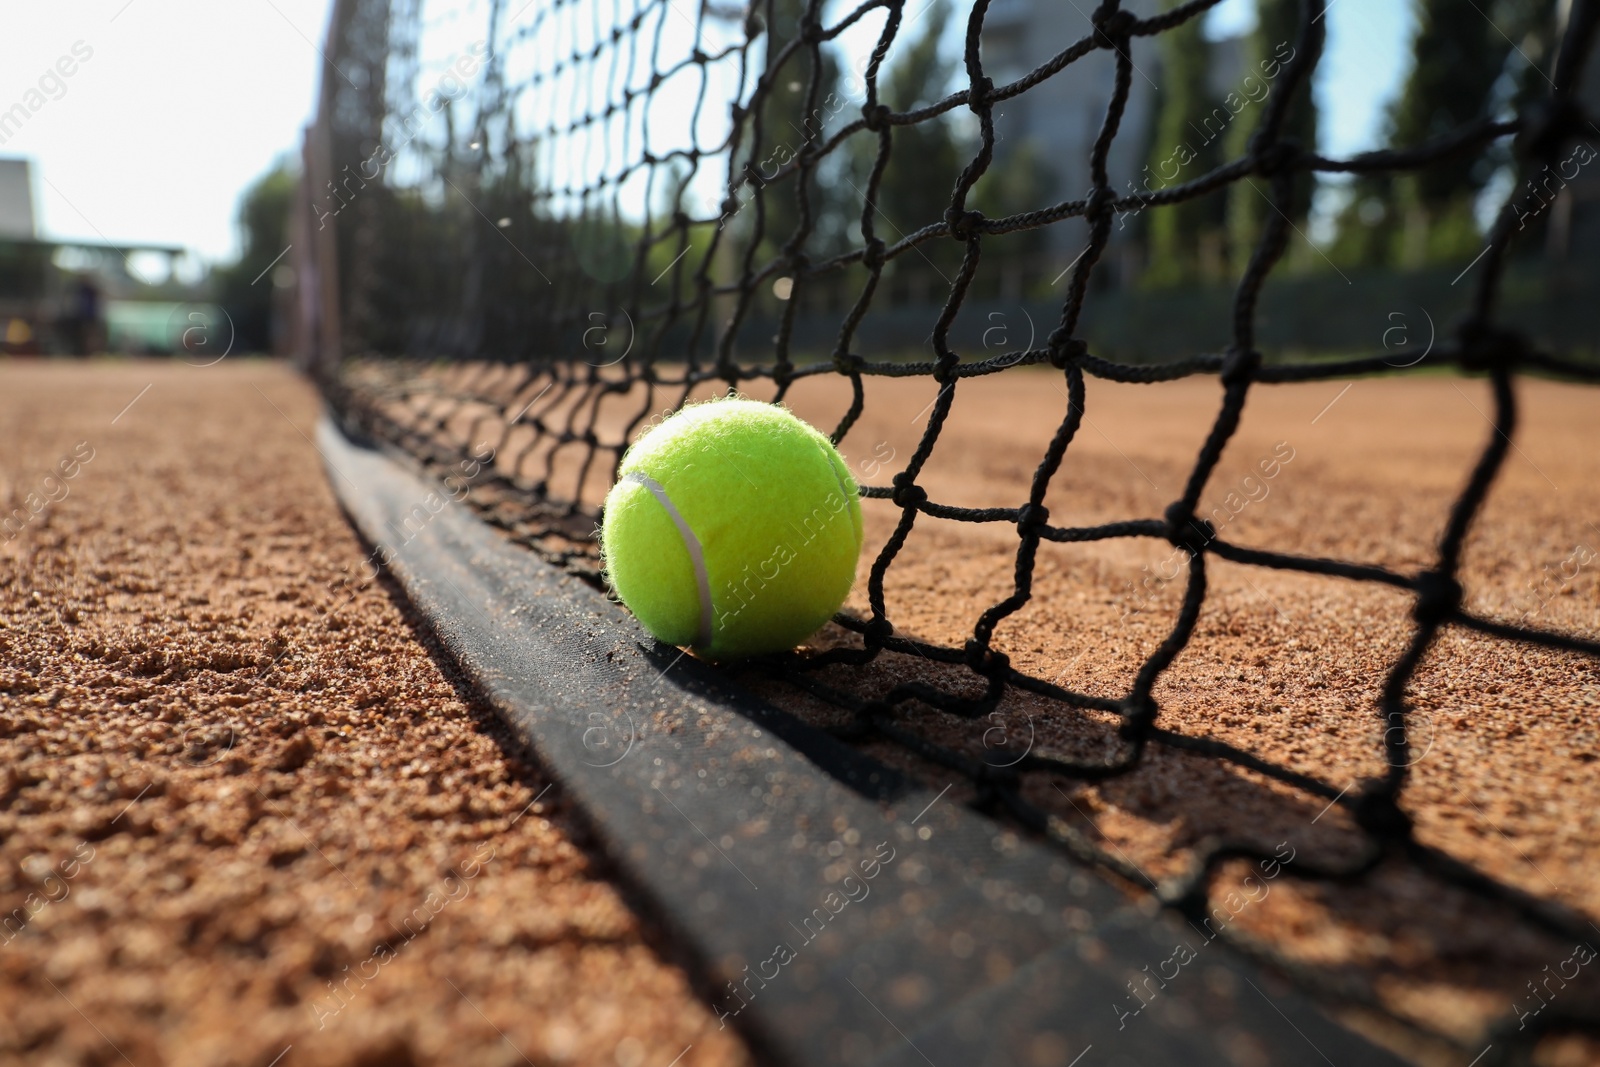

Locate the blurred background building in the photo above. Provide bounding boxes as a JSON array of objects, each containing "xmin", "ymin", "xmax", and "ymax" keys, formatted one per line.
[
  {"xmin": 0, "ymin": 156, "xmax": 204, "ymax": 356},
  {"xmin": 979, "ymin": 0, "xmax": 1162, "ymax": 284}
]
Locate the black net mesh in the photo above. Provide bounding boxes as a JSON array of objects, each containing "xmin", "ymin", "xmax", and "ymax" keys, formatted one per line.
[{"xmin": 302, "ymin": 0, "xmax": 1600, "ymax": 1059}]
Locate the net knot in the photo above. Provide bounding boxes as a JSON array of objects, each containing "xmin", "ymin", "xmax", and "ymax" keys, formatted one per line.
[
  {"xmin": 1517, "ymin": 96, "xmax": 1583, "ymax": 162},
  {"xmin": 1046, "ymin": 330, "xmax": 1086, "ymax": 368},
  {"xmin": 1163, "ymin": 503, "xmax": 1214, "ymax": 555},
  {"xmin": 863, "ymin": 617, "xmax": 894, "ymax": 646},
  {"xmin": 1119, "ymin": 693, "xmax": 1157, "ymax": 738},
  {"xmin": 1220, "ymin": 346, "xmax": 1260, "ymax": 386},
  {"xmin": 891, "ymin": 474, "xmax": 927, "ymax": 509},
  {"xmin": 1085, "ymin": 185, "xmax": 1116, "ymax": 217},
  {"xmin": 1456, "ymin": 318, "xmax": 1526, "ymax": 372},
  {"xmin": 861, "ymin": 237, "xmax": 888, "ymax": 270},
  {"xmin": 1015, "ymin": 502, "xmax": 1050, "ymax": 536},
  {"xmin": 798, "ymin": 15, "xmax": 823, "ymax": 44},
  {"xmin": 963, "ymin": 639, "xmax": 1008, "ymax": 674},
  {"xmin": 967, "ymin": 76, "xmax": 994, "ymax": 111},
  {"xmin": 1253, "ymin": 139, "xmax": 1300, "ymax": 176},
  {"xmin": 862, "ymin": 103, "xmax": 892, "ymax": 132},
  {"xmin": 1412, "ymin": 569, "xmax": 1461, "ymax": 627},
  {"xmin": 1092, "ymin": 6, "xmax": 1136, "ymax": 47},
  {"xmin": 946, "ymin": 208, "xmax": 986, "ymax": 240},
  {"xmin": 1351, "ymin": 784, "xmax": 1413, "ymax": 840}
]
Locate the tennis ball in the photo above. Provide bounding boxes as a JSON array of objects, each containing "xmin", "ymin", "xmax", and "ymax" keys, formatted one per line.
[{"xmin": 600, "ymin": 396, "xmax": 863, "ymax": 660}]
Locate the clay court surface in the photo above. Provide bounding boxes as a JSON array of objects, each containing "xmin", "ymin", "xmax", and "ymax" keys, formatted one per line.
[
  {"xmin": 396, "ymin": 356, "xmax": 1600, "ymax": 1061},
  {"xmin": 6, "ymin": 358, "xmax": 1600, "ymax": 1064},
  {"xmin": 0, "ymin": 361, "xmax": 751, "ymax": 1067},
  {"xmin": 786, "ymin": 365, "xmax": 1600, "ymax": 1060},
  {"xmin": 785, "ymin": 366, "xmax": 1600, "ymax": 1058}
]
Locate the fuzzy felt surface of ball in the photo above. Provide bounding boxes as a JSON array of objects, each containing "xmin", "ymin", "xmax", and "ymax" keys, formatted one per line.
[{"xmin": 600, "ymin": 397, "xmax": 863, "ymax": 660}]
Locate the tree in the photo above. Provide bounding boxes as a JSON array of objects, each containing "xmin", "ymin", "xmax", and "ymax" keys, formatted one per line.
[
  {"xmin": 846, "ymin": 0, "xmax": 968, "ymax": 289},
  {"xmin": 1391, "ymin": 0, "xmax": 1513, "ymax": 263},
  {"xmin": 1326, "ymin": 174, "xmax": 1398, "ymax": 269},
  {"xmin": 970, "ymin": 140, "xmax": 1056, "ymax": 300},
  {"xmin": 1224, "ymin": 0, "xmax": 1317, "ymax": 276},
  {"xmin": 1143, "ymin": 3, "xmax": 1227, "ymax": 287},
  {"xmin": 1337, "ymin": 0, "xmax": 1558, "ymax": 266},
  {"xmin": 737, "ymin": 0, "xmax": 852, "ymax": 265},
  {"xmin": 215, "ymin": 161, "xmax": 297, "ymax": 353}
]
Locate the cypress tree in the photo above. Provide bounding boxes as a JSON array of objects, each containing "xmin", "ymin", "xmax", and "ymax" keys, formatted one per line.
[
  {"xmin": 1225, "ymin": 0, "xmax": 1317, "ymax": 276},
  {"xmin": 1379, "ymin": 0, "xmax": 1555, "ymax": 264},
  {"xmin": 848, "ymin": 0, "xmax": 969, "ymax": 286},
  {"xmin": 742, "ymin": 0, "xmax": 850, "ymax": 262},
  {"xmin": 1142, "ymin": 5, "xmax": 1227, "ymax": 287}
]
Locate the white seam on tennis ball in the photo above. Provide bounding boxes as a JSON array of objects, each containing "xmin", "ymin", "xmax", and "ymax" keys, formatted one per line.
[
  {"xmin": 821, "ymin": 439, "xmax": 852, "ymax": 506},
  {"xmin": 817, "ymin": 438, "xmax": 858, "ymax": 546},
  {"xmin": 622, "ymin": 470, "xmax": 713, "ymax": 649}
]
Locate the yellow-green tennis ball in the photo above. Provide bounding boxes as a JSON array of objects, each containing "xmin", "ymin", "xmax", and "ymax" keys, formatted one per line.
[{"xmin": 600, "ymin": 397, "xmax": 863, "ymax": 660}]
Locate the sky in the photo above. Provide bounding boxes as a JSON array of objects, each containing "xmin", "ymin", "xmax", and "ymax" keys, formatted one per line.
[
  {"xmin": 0, "ymin": 0, "xmax": 334, "ymax": 269},
  {"xmin": 0, "ymin": 0, "xmax": 1415, "ymax": 271},
  {"xmin": 1205, "ymin": 0, "xmax": 1417, "ymax": 160}
]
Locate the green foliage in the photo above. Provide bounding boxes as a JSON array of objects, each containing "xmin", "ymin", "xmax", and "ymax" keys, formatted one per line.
[
  {"xmin": 1329, "ymin": 0, "xmax": 1557, "ymax": 268},
  {"xmin": 358, "ymin": 185, "xmax": 472, "ymax": 355},
  {"xmin": 1143, "ymin": 4, "xmax": 1226, "ymax": 288},
  {"xmin": 970, "ymin": 139, "xmax": 1056, "ymax": 268},
  {"xmin": 1326, "ymin": 177, "xmax": 1398, "ymax": 269},
  {"xmin": 215, "ymin": 161, "xmax": 298, "ymax": 353},
  {"xmin": 1495, "ymin": 0, "xmax": 1561, "ymax": 113},
  {"xmin": 854, "ymin": 0, "xmax": 962, "ymax": 232},
  {"xmin": 846, "ymin": 0, "xmax": 967, "ymax": 283},
  {"xmin": 640, "ymin": 161, "xmax": 716, "ymax": 306},
  {"xmin": 738, "ymin": 0, "xmax": 852, "ymax": 263},
  {"xmin": 0, "ymin": 242, "xmax": 54, "ymax": 301},
  {"xmin": 1388, "ymin": 0, "xmax": 1550, "ymax": 205},
  {"xmin": 343, "ymin": 142, "xmax": 564, "ymax": 359},
  {"xmin": 1418, "ymin": 195, "xmax": 1489, "ymax": 262},
  {"xmin": 1225, "ymin": 0, "xmax": 1315, "ymax": 277}
]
